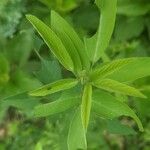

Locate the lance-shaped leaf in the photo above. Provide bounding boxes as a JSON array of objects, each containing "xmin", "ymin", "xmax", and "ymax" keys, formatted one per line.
[
  {"xmin": 107, "ymin": 57, "xmax": 150, "ymax": 83},
  {"xmin": 81, "ymin": 84, "xmax": 92, "ymax": 131},
  {"xmin": 67, "ymin": 107, "xmax": 87, "ymax": 150},
  {"xmin": 92, "ymin": 90, "xmax": 144, "ymax": 132},
  {"xmin": 51, "ymin": 11, "xmax": 82, "ymax": 73},
  {"xmin": 26, "ymin": 15, "xmax": 74, "ymax": 72},
  {"xmin": 93, "ymin": 79, "xmax": 146, "ymax": 98},
  {"xmin": 34, "ymin": 96, "xmax": 80, "ymax": 117},
  {"xmin": 50, "ymin": 11, "xmax": 90, "ymax": 70},
  {"xmin": 29, "ymin": 78, "xmax": 78, "ymax": 96},
  {"xmin": 85, "ymin": 0, "xmax": 117, "ymax": 63},
  {"xmin": 91, "ymin": 58, "xmax": 135, "ymax": 81}
]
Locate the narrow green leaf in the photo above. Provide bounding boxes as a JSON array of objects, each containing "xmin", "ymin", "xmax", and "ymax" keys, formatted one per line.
[
  {"xmin": 91, "ymin": 58, "xmax": 135, "ymax": 81},
  {"xmin": 67, "ymin": 107, "xmax": 87, "ymax": 150},
  {"xmin": 51, "ymin": 11, "xmax": 90, "ymax": 70},
  {"xmin": 85, "ymin": 0, "xmax": 117, "ymax": 63},
  {"xmin": 34, "ymin": 96, "xmax": 80, "ymax": 117},
  {"xmin": 81, "ymin": 84, "xmax": 92, "ymax": 131},
  {"xmin": 26, "ymin": 15, "xmax": 74, "ymax": 72},
  {"xmin": 92, "ymin": 90, "xmax": 144, "ymax": 131},
  {"xmin": 29, "ymin": 78, "xmax": 78, "ymax": 97},
  {"xmin": 107, "ymin": 57, "xmax": 150, "ymax": 83},
  {"xmin": 93, "ymin": 79, "xmax": 146, "ymax": 98},
  {"xmin": 51, "ymin": 11, "xmax": 82, "ymax": 73}
]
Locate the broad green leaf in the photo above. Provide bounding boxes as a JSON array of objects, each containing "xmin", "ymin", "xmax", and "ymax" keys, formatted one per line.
[
  {"xmin": 34, "ymin": 96, "xmax": 80, "ymax": 117},
  {"xmin": 5, "ymin": 30, "xmax": 34, "ymax": 67},
  {"xmin": 67, "ymin": 107, "xmax": 87, "ymax": 150},
  {"xmin": 93, "ymin": 79, "xmax": 146, "ymax": 98},
  {"xmin": 0, "ymin": 69, "xmax": 42, "ymax": 98},
  {"xmin": 0, "ymin": 92, "xmax": 40, "ymax": 117},
  {"xmin": 81, "ymin": 84, "xmax": 92, "ymax": 130},
  {"xmin": 29, "ymin": 78, "xmax": 78, "ymax": 97},
  {"xmin": 50, "ymin": 11, "xmax": 90, "ymax": 70},
  {"xmin": 91, "ymin": 58, "xmax": 135, "ymax": 81},
  {"xmin": 85, "ymin": 0, "xmax": 117, "ymax": 63},
  {"xmin": 39, "ymin": 0, "xmax": 78, "ymax": 12},
  {"xmin": 107, "ymin": 57, "xmax": 150, "ymax": 83},
  {"xmin": 107, "ymin": 119, "xmax": 136, "ymax": 135},
  {"xmin": 92, "ymin": 90, "xmax": 144, "ymax": 131},
  {"xmin": 114, "ymin": 16, "xmax": 144, "ymax": 41},
  {"xmin": 26, "ymin": 15, "xmax": 74, "ymax": 72},
  {"xmin": 117, "ymin": 1, "xmax": 150, "ymax": 16},
  {"xmin": 51, "ymin": 11, "xmax": 82, "ymax": 73},
  {"xmin": 35, "ymin": 56, "xmax": 62, "ymax": 84}
]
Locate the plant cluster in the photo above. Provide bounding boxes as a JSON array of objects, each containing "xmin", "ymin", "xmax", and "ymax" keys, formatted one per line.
[
  {"xmin": 25, "ymin": 0, "xmax": 150, "ymax": 149},
  {"xmin": 0, "ymin": 0, "xmax": 150, "ymax": 149}
]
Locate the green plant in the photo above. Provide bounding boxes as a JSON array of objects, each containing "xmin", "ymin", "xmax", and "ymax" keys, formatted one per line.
[
  {"xmin": 0, "ymin": 0, "xmax": 25, "ymax": 38},
  {"xmin": 26, "ymin": 0, "xmax": 150, "ymax": 149},
  {"xmin": 38, "ymin": 0, "xmax": 80, "ymax": 13}
]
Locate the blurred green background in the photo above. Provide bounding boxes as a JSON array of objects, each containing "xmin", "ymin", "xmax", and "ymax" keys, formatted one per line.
[{"xmin": 0, "ymin": 0, "xmax": 150, "ymax": 149}]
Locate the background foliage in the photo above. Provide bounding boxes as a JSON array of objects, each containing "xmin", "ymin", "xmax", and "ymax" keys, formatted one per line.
[{"xmin": 0, "ymin": 0, "xmax": 150, "ymax": 149}]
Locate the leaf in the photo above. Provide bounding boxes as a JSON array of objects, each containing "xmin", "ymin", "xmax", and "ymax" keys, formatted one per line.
[
  {"xmin": 0, "ymin": 0, "xmax": 25, "ymax": 37},
  {"xmin": 1, "ymin": 92, "xmax": 40, "ymax": 117},
  {"xmin": 67, "ymin": 107, "xmax": 87, "ymax": 150},
  {"xmin": 39, "ymin": 0, "xmax": 78, "ymax": 12},
  {"xmin": 81, "ymin": 84, "xmax": 92, "ymax": 131},
  {"xmin": 84, "ymin": 34, "xmax": 97, "ymax": 62},
  {"xmin": 51, "ymin": 11, "xmax": 82, "ymax": 73},
  {"xmin": 92, "ymin": 90, "xmax": 144, "ymax": 131},
  {"xmin": 91, "ymin": 58, "xmax": 135, "ymax": 81},
  {"xmin": 35, "ymin": 142, "xmax": 43, "ymax": 150},
  {"xmin": 72, "ymin": 4, "xmax": 99, "ymax": 32},
  {"xmin": 26, "ymin": 15, "xmax": 74, "ymax": 72},
  {"xmin": 0, "ymin": 53, "xmax": 10, "ymax": 85},
  {"xmin": 117, "ymin": 1, "xmax": 150, "ymax": 16},
  {"xmin": 29, "ymin": 78, "xmax": 78, "ymax": 96},
  {"xmin": 107, "ymin": 57, "xmax": 150, "ymax": 83},
  {"xmin": 35, "ymin": 57, "xmax": 62, "ymax": 84},
  {"xmin": 85, "ymin": 0, "xmax": 117, "ymax": 63},
  {"xmin": 6, "ymin": 30, "xmax": 34, "ymax": 67},
  {"xmin": 34, "ymin": 96, "xmax": 80, "ymax": 117},
  {"xmin": 93, "ymin": 79, "xmax": 146, "ymax": 98},
  {"xmin": 114, "ymin": 16, "xmax": 145, "ymax": 41},
  {"xmin": 0, "ymin": 53, "xmax": 10, "ymax": 74},
  {"xmin": 107, "ymin": 119, "xmax": 136, "ymax": 135},
  {"xmin": 50, "ymin": 11, "xmax": 90, "ymax": 70}
]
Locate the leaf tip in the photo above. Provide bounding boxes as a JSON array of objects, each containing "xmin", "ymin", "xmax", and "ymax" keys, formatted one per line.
[
  {"xmin": 140, "ymin": 93, "xmax": 147, "ymax": 99},
  {"xmin": 25, "ymin": 14, "xmax": 32, "ymax": 20}
]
